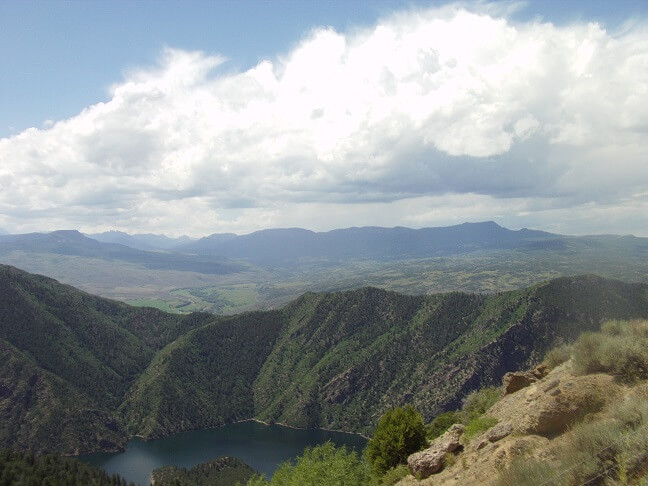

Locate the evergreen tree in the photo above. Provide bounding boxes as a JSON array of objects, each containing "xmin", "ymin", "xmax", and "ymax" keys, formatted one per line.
[{"xmin": 365, "ymin": 405, "xmax": 427, "ymax": 474}]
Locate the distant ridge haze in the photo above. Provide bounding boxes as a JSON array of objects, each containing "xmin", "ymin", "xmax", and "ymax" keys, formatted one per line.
[
  {"xmin": 2, "ymin": 221, "xmax": 643, "ymax": 270},
  {"xmin": 0, "ymin": 220, "xmax": 595, "ymax": 266},
  {"xmin": 0, "ymin": 230, "xmax": 243, "ymax": 275},
  {"xmin": 1, "ymin": 221, "xmax": 648, "ymax": 315},
  {"xmin": 85, "ymin": 230, "xmax": 198, "ymax": 251},
  {"xmin": 174, "ymin": 221, "xmax": 558, "ymax": 264}
]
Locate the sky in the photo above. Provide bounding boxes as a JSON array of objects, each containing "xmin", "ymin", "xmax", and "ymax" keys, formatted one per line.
[{"xmin": 1, "ymin": 0, "xmax": 648, "ymax": 237}]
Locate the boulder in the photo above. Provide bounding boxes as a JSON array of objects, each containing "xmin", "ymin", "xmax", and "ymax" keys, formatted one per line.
[
  {"xmin": 502, "ymin": 371, "xmax": 537, "ymax": 395},
  {"xmin": 475, "ymin": 421, "xmax": 513, "ymax": 451},
  {"xmin": 484, "ymin": 421, "xmax": 513, "ymax": 442},
  {"xmin": 407, "ymin": 424, "xmax": 464, "ymax": 479}
]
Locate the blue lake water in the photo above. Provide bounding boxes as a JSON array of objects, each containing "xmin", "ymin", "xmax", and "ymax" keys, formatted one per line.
[{"xmin": 79, "ymin": 421, "xmax": 367, "ymax": 486}]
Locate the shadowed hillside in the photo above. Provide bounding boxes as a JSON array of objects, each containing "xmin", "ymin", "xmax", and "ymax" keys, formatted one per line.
[{"xmin": 0, "ymin": 265, "xmax": 213, "ymax": 453}]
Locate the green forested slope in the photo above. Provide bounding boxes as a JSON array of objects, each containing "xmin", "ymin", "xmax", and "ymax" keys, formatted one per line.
[
  {"xmin": 254, "ymin": 276, "xmax": 648, "ymax": 433},
  {"xmin": 150, "ymin": 456, "xmax": 256, "ymax": 486},
  {"xmin": 120, "ymin": 275, "xmax": 648, "ymax": 438},
  {"xmin": 0, "ymin": 339, "xmax": 126, "ymax": 455},
  {"xmin": 2, "ymin": 263, "xmax": 648, "ymax": 453},
  {"xmin": 0, "ymin": 449, "xmax": 134, "ymax": 485},
  {"xmin": 120, "ymin": 311, "xmax": 284, "ymax": 438},
  {"xmin": 0, "ymin": 265, "xmax": 211, "ymax": 453}
]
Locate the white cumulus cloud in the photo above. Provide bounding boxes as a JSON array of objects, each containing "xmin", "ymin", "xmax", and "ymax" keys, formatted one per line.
[{"xmin": 1, "ymin": 4, "xmax": 648, "ymax": 236}]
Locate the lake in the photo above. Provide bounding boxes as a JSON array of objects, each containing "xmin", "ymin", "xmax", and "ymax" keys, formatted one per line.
[{"xmin": 79, "ymin": 421, "xmax": 368, "ymax": 486}]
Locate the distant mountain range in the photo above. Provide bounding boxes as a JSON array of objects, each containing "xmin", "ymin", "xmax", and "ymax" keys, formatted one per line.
[
  {"xmin": 2, "ymin": 264, "xmax": 648, "ymax": 455},
  {"xmin": 0, "ymin": 230, "xmax": 243, "ymax": 275},
  {"xmin": 174, "ymin": 221, "xmax": 557, "ymax": 264},
  {"xmin": 4, "ymin": 223, "xmax": 646, "ymax": 269},
  {"xmin": 84, "ymin": 230, "xmax": 198, "ymax": 251},
  {"xmin": 2, "ymin": 221, "xmax": 648, "ymax": 314},
  {"xmin": 2, "ymin": 221, "xmax": 561, "ymax": 265}
]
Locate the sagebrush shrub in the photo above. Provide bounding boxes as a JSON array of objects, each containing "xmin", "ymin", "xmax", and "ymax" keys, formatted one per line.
[
  {"xmin": 572, "ymin": 321, "xmax": 648, "ymax": 382},
  {"xmin": 459, "ymin": 387, "xmax": 500, "ymax": 423},
  {"xmin": 543, "ymin": 343, "xmax": 572, "ymax": 369}
]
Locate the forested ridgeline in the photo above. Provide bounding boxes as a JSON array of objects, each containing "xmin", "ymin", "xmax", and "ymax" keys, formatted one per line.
[{"xmin": 2, "ymin": 263, "xmax": 648, "ymax": 454}]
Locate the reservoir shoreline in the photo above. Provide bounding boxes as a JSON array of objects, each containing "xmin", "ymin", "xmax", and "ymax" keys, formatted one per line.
[
  {"xmin": 79, "ymin": 419, "xmax": 368, "ymax": 486},
  {"xmin": 114, "ymin": 417, "xmax": 370, "ymax": 450}
]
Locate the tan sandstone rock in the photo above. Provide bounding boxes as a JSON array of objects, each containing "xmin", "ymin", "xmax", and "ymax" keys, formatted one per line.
[
  {"xmin": 490, "ymin": 365, "xmax": 617, "ymax": 437},
  {"xmin": 407, "ymin": 424, "xmax": 464, "ymax": 479}
]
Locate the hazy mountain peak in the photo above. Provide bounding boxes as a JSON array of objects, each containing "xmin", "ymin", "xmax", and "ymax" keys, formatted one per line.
[
  {"xmin": 86, "ymin": 230, "xmax": 199, "ymax": 251},
  {"xmin": 49, "ymin": 229, "xmax": 87, "ymax": 239}
]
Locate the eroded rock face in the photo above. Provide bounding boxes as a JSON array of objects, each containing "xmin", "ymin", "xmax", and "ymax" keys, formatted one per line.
[{"xmin": 407, "ymin": 424, "xmax": 464, "ymax": 479}]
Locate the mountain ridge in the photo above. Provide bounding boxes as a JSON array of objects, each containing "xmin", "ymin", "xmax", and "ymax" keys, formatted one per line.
[
  {"xmin": 175, "ymin": 221, "xmax": 559, "ymax": 263},
  {"xmin": 85, "ymin": 230, "xmax": 198, "ymax": 251},
  {"xmin": 3, "ymin": 221, "xmax": 648, "ymax": 317},
  {"xmin": 0, "ymin": 264, "xmax": 214, "ymax": 453},
  {"xmin": 3, "ymin": 264, "xmax": 648, "ymax": 455},
  {"xmin": 0, "ymin": 230, "xmax": 244, "ymax": 275}
]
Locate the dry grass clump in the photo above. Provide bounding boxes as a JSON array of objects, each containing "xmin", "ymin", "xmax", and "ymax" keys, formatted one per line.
[
  {"xmin": 495, "ymin": 458, "xmax": 561, "ymax": 486},
  {"xmin": 572, "ymin": 320, "xmax": 648, "ymax": 383},
  {"xmin": 543, "ymin": 342, "xmax": 573, "ymax": 369},
  {"xmin": 559, "ymin": 395, "xmax": 648, "ymax": 485}
]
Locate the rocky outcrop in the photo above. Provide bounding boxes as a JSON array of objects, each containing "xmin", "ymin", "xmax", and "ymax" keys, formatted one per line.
[
  {"xmin": 397, "ymin": 362, "xmax": 622, "ymax": 486},
  {"xmin": 502, "ymin": 364, "xmax": 550, "ymax": 395},
  {"xmin": 407, "ymin": 424, "xmax": 464, "ymax": 479},
  {"xmin": 490, "ymin": 365, "xmax": 617, "ymax": 437},
  {"xmin": 502, "ymin": 371, "xmax": 537, "ymax": 394}
]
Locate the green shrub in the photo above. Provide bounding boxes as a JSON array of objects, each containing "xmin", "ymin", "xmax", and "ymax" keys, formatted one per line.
[
  {"xmin": 426, "ymin": 411, "xmax": 459, "ymax": 440},
  {"xmin": 258, "ymin": 441, "xmax": 373, "ymax": 486},
  {"xmin": 459, "ymin": 387, "xmax": 500, "ymax": 423},
  {"xmin": 245, "ymin": 475, "xmax": 269, "ymax": 485},
  {"xmin": 366, "ymin": 405, "xmax": 427, "ymax": 475},
  {"xmin": 379, "ymin": 465, "xmax": 409, "ymax": 485},
  {"xmin": 463, "ymin": 415, "xmax": 498, "ymax": 440}
]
